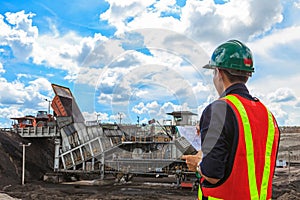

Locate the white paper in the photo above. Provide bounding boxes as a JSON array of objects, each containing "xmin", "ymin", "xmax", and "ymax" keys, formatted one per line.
[{"xmin": 177, "ymin": 126, "xmax": 201, "ymax": 151}]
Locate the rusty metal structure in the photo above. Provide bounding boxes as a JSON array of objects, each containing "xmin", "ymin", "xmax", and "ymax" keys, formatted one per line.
[{"xmin": 14, "ymin": 83, "xmax": 199, "ymax": 184}]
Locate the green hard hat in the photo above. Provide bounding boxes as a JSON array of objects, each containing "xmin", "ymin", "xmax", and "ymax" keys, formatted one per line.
[{"xmin": 203, "ymin": 40, "xmax": 254, "ymax": 74}]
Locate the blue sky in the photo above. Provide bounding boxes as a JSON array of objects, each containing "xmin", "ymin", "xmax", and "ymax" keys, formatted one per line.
[{"xmin": 1, "ymin": 0, "xmax": 300, "ymax": 127}]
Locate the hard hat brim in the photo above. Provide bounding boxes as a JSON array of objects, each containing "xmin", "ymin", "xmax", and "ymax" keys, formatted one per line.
[{"xmin": 203, "ymin": 64, "xmax": 215, "ymax": 69}]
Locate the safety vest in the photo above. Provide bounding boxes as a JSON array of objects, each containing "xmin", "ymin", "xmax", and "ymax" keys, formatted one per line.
[{"xmin": 199, "ymin": 94, "xmax": 279, "ymax": 200}]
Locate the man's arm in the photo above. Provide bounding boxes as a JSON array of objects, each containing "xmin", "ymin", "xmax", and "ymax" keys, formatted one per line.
[
  {"xmin": 181, "ymin": 150, "xmax": 221, "ymax": 184},
  {"xmin": 199, "ymin": 100, "xmax": 235, "ymax": 183},
  {"xmin": 181, "ymin": 150, "xmax": 202, "ymax": 172},
  {"xmin": 198, "ymin": 166, "xmax": 220, "ymax": 184}
]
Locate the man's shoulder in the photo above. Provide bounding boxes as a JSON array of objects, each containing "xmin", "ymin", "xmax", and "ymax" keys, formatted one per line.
[
  {"xmin": 207, "ymin": 99, "xmax": 231, "ymax": 109},
  {"xmin": 202, "ymin": 99, "xmax": 234, "ymax": 117}
]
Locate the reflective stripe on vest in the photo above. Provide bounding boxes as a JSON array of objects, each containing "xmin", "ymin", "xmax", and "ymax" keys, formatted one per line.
[
  {"xmin": 199, "ymin": 95, "xmax": 275, "ymax": 200},
  {"xmin": 198, "ymin": 186, "xmax": 223, "ymax": 200}
]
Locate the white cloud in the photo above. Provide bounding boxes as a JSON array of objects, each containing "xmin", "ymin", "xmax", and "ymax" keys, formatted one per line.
[
  {"xmin": 100, "ymin": 1, "xmax": 153, "ymax": 35},
  {"xmin": 131, "ymin": 101, "xmax": 160, "ymax": 115},
  {"xmin": 132, "ymin": 102, "xmax": 148, "ymax": 115},
  {"xmin": 249, "ymin": 26, "xmax": 300, "ymax": 60},
  {"xmin": 92, "ymin": 43, "xmax": 209, "ymax": 109},
  {"xmin": 146, "ymin": 101, "xmax": 159, "ymax": 109},
  {"xmin": 0, "ymin": 106, "xmax": 23, "ymax": 119},
  {"xmin": 267, "ymin": 88, "xmax": 296, "ymax": 103},
  {"xmin": 131, "ymin": 100, "xmax": 196, "ymax": 122},
  {"xmin": 33, "ymin": 31, "xmax": 126, "ymax": 82},
  {"xmin": 294, "ymin": 1, "xmax": 300, "ymax": 9},
  {"xmin": 0, "ymin": 11, "xmax": 38, "ymax": 60},
  {"xmin": 32, "ymin": 31, "xmax": 82, "ymax": 77},
  {"xmin": 159, "ymin": 101, "xmax": 190, "ymax": 116},
  {"xmin": 100, "ymin": 0, "xmax": 183, "ymax": 35},
  {"xmin": 284, "ymin": 111, "xmax": 300, "ymax": 126},
  {"xmin": 182, "ymin": 0, "xmax": 283, "ymax": 44},
  {"xmin": 98, "ymin": 93, "xmax": 113, "ymax": 104},
  {"xmin": 0, "ymin": 78, "xmax": 29, "ymax": 104},
  {"xmin": 193, "ymin": 81, "xmax": 210, "ymax": 93},
  {"xmin": 197, "ymin": 94, "xmax": 217, "ymax": 115},
  {"xmin": 0, "ymin": 62, "xmax": 5, "ymax": 73},
  {"xmin": 249, "ymin": 86, "xmax": 300, "ymax": 126},
  {"xmin": 0, "ymin": 77, "xmax": 52, "ymax": 109},
  {"xmin": 135, "ymin": 90, "xmax": 149, "ymax": 98},
  {"xmin": 267, "ymin": 102, "xmax": 288, "ymax": 124},
  {"xmin": 0, "ymin": 106, "xmax": 41, "ymax": 128},
  {"xmin": 82, "ymin": 111, "xmax": 109, "ymax": 122},
  {"xmin": 109, "ymin": 112, "xmax": 127, "ymax": 123},
  {"xmin": 28, "ymin": 77, "xmax": 52, "ymax": 92},
  {"xmin": 75, "ymin": 67, "xmax": 104, "ymax": 86},
  {"xmin": 17, "ymin": 73, "xmax": 32, "ymax": 79},
  {"xmin": 249, "ymin": 72, "xmax": 300, "ymax": 103}
]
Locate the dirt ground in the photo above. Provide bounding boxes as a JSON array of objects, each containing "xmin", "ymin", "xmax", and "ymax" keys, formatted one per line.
[
  {"xmin": 1, "ymin": 177, "xmax": 198, "ymax": 200},
  {"xmin": 0, "ymin": 130, "xmax": 300, "ymax": 200}
]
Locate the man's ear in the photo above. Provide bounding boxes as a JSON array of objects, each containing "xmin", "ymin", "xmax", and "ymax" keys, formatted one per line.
[{"xmin": 217, "ymin": 69, "xmax": 224, "ymax": 80}]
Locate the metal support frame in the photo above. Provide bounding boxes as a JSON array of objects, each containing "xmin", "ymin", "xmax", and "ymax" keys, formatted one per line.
[
  {"xmin": 19, "ymin": 142, "xmax": 31, "ymax": 185},
  {"xmin": 54, "ymin": 139, "xmax": 60, "ymax": 171}
]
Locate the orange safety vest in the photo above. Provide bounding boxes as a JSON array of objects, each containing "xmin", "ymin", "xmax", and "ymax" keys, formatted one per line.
[{"xmin": 199, "ymin": 94, "xmax": 280, "ymax": 200}]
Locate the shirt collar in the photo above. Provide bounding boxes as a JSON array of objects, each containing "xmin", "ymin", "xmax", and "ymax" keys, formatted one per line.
[{"xmin": 219, "ymin": 83, "xmax": 250, "ymax": 98}]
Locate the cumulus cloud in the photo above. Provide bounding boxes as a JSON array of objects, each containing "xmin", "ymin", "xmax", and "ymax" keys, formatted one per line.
[
  {"xmin": 132, "ymin": 102, "xmax": 148, "ymax": 115},
  {"xmin": 100, "ymin": 1, "xmax": 154, "ymax": 35},
  {"xmin": 267, "ymin": 88, "xmax": 297, "ymax": 103},
  {"xmin": 249, "ymin": 26, "xmax": 300, "ymax": 62},
  {"xmin": 0, "ymin": 106, "xmax": 34, "ymax": 127},
  {"xmin": 131, "ymin": 101, "xmax": 160, "ymax": 115},
  {"xmin": 0, "ymin": 76, "xmax": 56, "ymax": 127},
  {"xmin": 0, "ymin": 11, "xmax": 38, "ymax": 60},
  {"xmin": 193, "ymin": 81, "xmax": 211, "ymax": 95},
  {"xmin": 250, "ymin": 87, "xmax": 300, "ymax": 126},
  {"xmin": 28, "ymin": 77, "xmax": 52, "ymax": 92},
  {"xmin": 100, "ymin": 0, "xmax": 182, "ymax": 35},
  {"xmin": 0, "ymin": 105, "xmax": 46, "ymax": 128},
  {"xmin": 267, "ymin": 102, "xmax": 288, "ymax": 124},
  {"xmin": 82, "ymin": 111, "xmax": 110, "ymax": 122},
  {"xmin": 33, "ymin": 30, "xmax": 124, "ymax": 82},
  {"xmin": 0, "ymin": 77, "xmax": 52, "ymax": 108},
  {"xmin": 182, "ymin": 0, "xmax": 283, "ymax": 44},
  {"xmin": 131, "ymin": 100, "xmax": 196, "ymax": 123},
  {"xmin": 158, "ymin": 102, "xmax": 192, "ymax": 117},
  {"xmin": 93, "ymin": 41, "xmax": 209, "ymax": 113},
  {"xmin": 97, "ymin": 93, "xmax": 113, "ymax": 107}
]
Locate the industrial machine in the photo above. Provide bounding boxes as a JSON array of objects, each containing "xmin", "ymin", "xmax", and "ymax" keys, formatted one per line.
[
  {"xmin": 13, "ymin": 83, "xmax": 200, "ymax": 187},
  {"xmin": 11, "ymin": 110, "xmax": 55, "ymax": 128}
]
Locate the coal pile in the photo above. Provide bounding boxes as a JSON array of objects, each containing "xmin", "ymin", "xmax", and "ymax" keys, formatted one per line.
[{"xmin": 0, "ymin": 130, "xmax": 54, "ymax": 188}]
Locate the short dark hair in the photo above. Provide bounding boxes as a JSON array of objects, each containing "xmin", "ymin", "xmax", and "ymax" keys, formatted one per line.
[{"xmin": 221, "ymin": 69, "xmax": 249, "ymax": 83}]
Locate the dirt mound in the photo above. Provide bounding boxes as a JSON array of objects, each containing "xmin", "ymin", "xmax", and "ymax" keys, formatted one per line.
[{"xmin": 0, "ymin": 130, "xmax": 54, "ymax": 188}]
